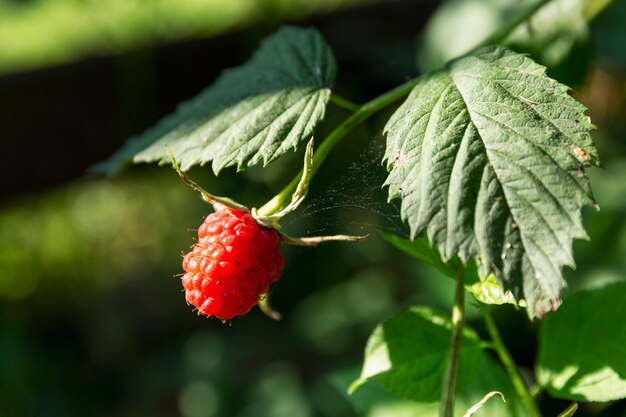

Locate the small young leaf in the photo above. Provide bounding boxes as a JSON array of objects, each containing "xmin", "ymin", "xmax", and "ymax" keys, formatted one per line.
[
  {"xmin": 380, "ymin": 231, "xmax": 520, "ymax": 306},
  {"xmin": 384, "ymin": 46, "xmax": 597, "ymax": 318},
  {"xmin": 97, "ymin": 26, "xmax": 335, "ymax": 174},
  {"xmin": 466, "ymin": 275, "xmax": 521, "ymax": 307},
  {"xmin": 536, "ymin": 283, "xmax": 626, "ymax": 402},
  {"xmin": 349, "ymin": 306, "xmax": 483, "ymax": 402}
]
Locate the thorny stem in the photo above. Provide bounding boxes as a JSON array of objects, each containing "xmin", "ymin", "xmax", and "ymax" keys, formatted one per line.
[
  {"xmin": 439, "ymin": 265, "xmax": 465, "ymax": 417},
  {"xmin": 481, "ymin": 307, "xmax": 542, "ymax": 417}
]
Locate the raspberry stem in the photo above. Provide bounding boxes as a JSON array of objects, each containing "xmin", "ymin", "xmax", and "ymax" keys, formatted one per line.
[
  {"xmin": 167, "ymin": 147, "xmax": 249, "ymax": 212},
  {"xmin": 440, "ymin": 264, "xmax": 465, "ymax": 417},
  {"xmin": 258, "ymin": 294, "xmax": 282, "ymax": 320}
]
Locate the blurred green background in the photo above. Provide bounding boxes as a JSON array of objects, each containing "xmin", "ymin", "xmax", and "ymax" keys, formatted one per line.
[{"xmin": 1, "ymin": 0, "xmax": 625, "ymax": 416}]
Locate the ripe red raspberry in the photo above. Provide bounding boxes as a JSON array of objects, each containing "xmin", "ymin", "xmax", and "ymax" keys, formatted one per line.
[{"xmin": 180, "ymin": 208, "xmax": 283, "ymax": 320}]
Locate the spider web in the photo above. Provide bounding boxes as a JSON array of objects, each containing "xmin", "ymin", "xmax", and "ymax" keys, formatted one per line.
[{"xmin": 280, "ymin": 133, "xmax": 409, "ymax": 239}]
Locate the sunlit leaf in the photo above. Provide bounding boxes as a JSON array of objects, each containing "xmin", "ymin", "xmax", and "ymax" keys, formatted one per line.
[
  {"xmin": 97, "ymin": 26, "xmax": 335, "ymax": 174},
  {"xmin": 349, "ymin": 306, "xmax": 483, "ymax": 402},
  {"xmin": 537, "ymin": 283, "xmax": 626, "ymax": 401},
  {"xmin": 334, "ymin": 356, "xmax": 524, "ymax": 416},
  {"xmin": 384, "ymin": 46, "xmax": 597, "ymax": 318}
]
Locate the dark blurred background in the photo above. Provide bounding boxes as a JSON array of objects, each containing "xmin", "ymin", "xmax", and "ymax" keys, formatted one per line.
[{"xmin": 1, "ymin": 0, "xmax": 625, "ymax": 416}]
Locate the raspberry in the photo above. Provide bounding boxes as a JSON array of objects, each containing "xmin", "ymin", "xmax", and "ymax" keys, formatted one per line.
[{"xmin": 181, "ymin": 208, "xmax": 283, "ymax": 320}]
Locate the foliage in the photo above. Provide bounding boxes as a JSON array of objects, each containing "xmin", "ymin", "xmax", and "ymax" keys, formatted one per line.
[
  {"xmin": 99, "ymin": 27, "xmax": 335, "ymax": 174},
  {"xmin": 384, "ymin": 45, "xmax": 597, "ymax": 318},
  {"xmin": 537, "ymin": 283, "xmax": 626, "ymax": 401},
  {"xmin": 332, "ymin": 330, "xmax": 525, "ymax": 417},
  {"xmin": 107, "ymin": 26, "xmax": 598, "ymax": 318},
  {"xmin": 4, "ymin": 0, "xmax": 626, "ymax": 416},
  {"xmin": 349, "ymin": 307, "xmax": 483, "ymax": 401},
  {"xmin": 96, "ymin": 5, "xmax": 626, "ymax": 413}
]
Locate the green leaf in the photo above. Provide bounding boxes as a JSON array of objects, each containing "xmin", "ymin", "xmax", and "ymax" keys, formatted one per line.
[
  {"xmin": 536, "ymin": 283, "xmax": 626, "ymax": 401},
  {"xmin": 97, "ymin": 26, "xmax": 335, "ymax": 174},
  {"xmin": 381, "ymin": 231, "xmax": 520, "ymax": 306},
  {"xmin": 333, "ymin": 356, "xmax": 525, "ymax": 416},
  {"xmin": 349, "ymin": 306, "xmax": 483, "ymax": 402},
  {"xmin": 384, "ymin": 46, "xmax": 597, "ymax": 318}
]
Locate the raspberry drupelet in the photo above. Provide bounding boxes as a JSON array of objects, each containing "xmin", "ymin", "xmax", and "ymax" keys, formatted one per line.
[{"xmin": 181, "ymin": 207, "xmax": 283, "ymax": 320}]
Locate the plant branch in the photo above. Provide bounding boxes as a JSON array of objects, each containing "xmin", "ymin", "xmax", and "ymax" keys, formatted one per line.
[
  {"xmin": 481, "ymin": 307, "xmax": 542, "ymax": 417},
  {"xmin": 440, "ymin": 265, "xmax": 465, "ymax": 417}
]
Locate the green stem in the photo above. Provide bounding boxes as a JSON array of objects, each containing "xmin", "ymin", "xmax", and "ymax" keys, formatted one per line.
[
  {"xmin": 481, "ymin": 307, "xmax": 542, "ymax": 417},
  {"xmin": 257, "ymin": 78, "xmax": 419, "ymax": 216},
  {"xmin": 330, "ymin": 93, "xmax": 360, "ymax": 112},
  {"xmin": 439, "ymin": 265, "xmax": 465, "ymax": 417}
]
